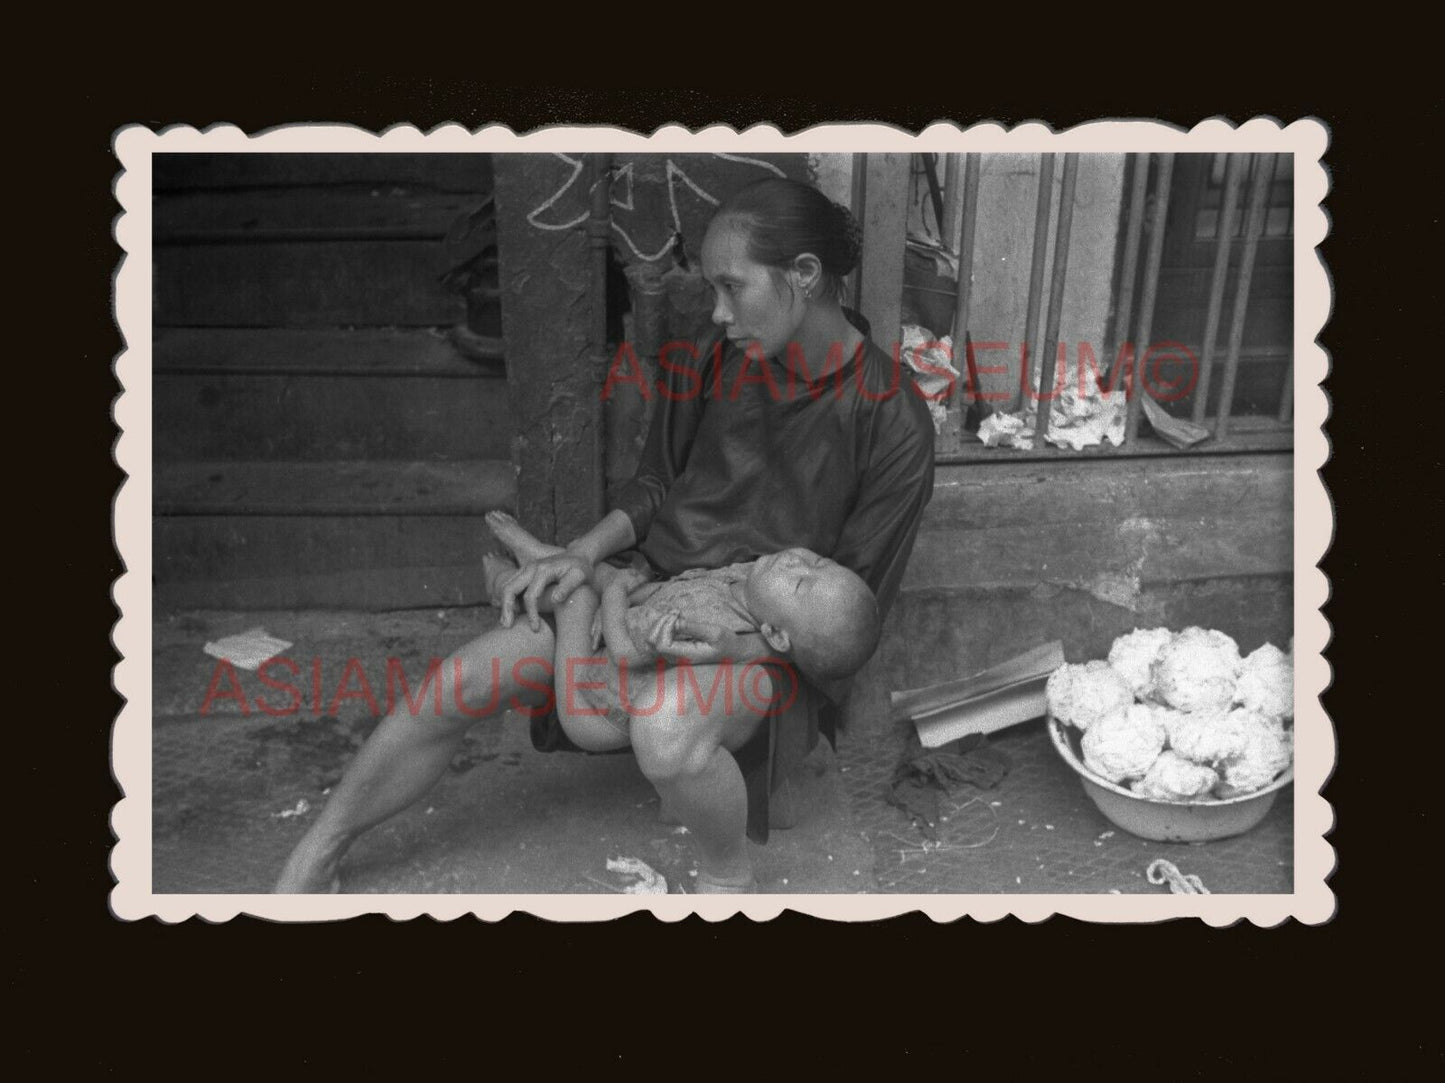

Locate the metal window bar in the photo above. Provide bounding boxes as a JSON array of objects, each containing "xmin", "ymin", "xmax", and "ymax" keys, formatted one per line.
[
  {"xmin": 1109, "ymin": 154, "xmax": 1150, "ymax": 401},
  {"xmin": 1191, "ymin": 153, "xmax": 1248, "ymax": 424},
  {"xmin": 1214, "ymin": 153, "xmax": 1276, "ymax": 437},
  {"xmin": 1034, "ymin": 154, "xmax": 1081, "ymax": 441},
  {"xmin": 1125, "ymin": 153, "xmax": 1175, "ymax": 443},
  {"xmin": 941, "ymin": 154, "xmax": 982, "ymax": 436},
  {"xmin": 1021, "ymin": 154, "xmax": 1056, "ymax": 426}
]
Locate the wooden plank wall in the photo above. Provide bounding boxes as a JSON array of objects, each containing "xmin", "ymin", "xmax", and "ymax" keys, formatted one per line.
[{"xmin": 153, "ymin": 154, "xmax": 515, "ymax": 610}]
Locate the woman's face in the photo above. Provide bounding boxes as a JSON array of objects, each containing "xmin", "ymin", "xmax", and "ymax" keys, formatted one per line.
[{"xmin": 700, "ymin": 216, "xmax": 803, "ymax": 359}]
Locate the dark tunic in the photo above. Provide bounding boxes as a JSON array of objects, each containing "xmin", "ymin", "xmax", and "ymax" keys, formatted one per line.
[
  {"xmin": 613, "ymin": 328, "xmax": 935, "ymax": 650},
  {"xmin": 537, "ymin": 324, "xmax": 936, "ymax": 843}
]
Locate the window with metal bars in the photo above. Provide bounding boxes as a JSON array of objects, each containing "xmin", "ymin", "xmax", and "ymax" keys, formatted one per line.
[{"xmin": 857, "ymin": 152, "xmax": 1295, "ymax": 460}]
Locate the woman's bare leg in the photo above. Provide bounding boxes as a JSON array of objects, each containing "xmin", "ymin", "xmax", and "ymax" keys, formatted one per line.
[{"xmin": 273, "ymin": 618, "xmax": 557, "ymax": 893}]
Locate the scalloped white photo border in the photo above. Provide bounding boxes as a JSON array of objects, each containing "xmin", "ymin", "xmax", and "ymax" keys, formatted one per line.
[{"xmin": 111, "ymin": 118, "xmax": 1333, "ymax": 924}]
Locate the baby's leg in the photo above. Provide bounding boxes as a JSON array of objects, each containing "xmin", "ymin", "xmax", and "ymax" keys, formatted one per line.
[
  {"xmin": 552, "ymin": 587, "xmax": 630, "ymax": 753},
  {"xmin": 487, "ymin": 509, "xmax": 627, "ymax": 594},
  {"xmin": 485, "ymin": 510, "xmax": 563, "ymax": 564}
]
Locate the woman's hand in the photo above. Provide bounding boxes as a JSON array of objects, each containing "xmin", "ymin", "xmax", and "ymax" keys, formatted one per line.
[{"xmin": 497, "ymin": 552, "xmax": 594, "ymax": 632}]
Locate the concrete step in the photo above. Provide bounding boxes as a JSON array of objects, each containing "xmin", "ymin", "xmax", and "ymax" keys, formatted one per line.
[
  {"xmin": 154, "ymin": 460, "xmax": 515, "ymax": 609},
  {"xmin": 154, "ymin": 329, "xmax": 511, "ymax": 462}
]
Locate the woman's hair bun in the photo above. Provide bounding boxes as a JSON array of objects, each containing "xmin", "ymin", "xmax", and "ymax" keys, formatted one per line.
[{"xmin": 828, "ymin": 199, "xmax": 863, "ymax": 277}]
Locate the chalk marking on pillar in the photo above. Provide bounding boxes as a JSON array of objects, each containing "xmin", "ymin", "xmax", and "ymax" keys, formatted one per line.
[
  {"xmin": 527, "ymin": 153, "xmax": 588, "ymax": 230},
  {"xmin": 713, "ymin": 152, "xmax": 787, "ymax": 177}
]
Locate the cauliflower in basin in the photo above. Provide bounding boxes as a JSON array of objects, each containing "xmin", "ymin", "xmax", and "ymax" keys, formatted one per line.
[
  {"xmin": 1214, "ymin": 712, "xmax": 1293, "ymax": 798},
  {"xmin": 1131, "ymin": 750, "xmax": 1219, "ymax": 801},
  {"xmin": 1151, "ymin": 626, "xmax": 1241, "ymax": 713},
  {"xmin": 1107, "ymin": 627, "xmax": 1174, "ymax": 699},
  {"xmin": 1081, "ymin": 704, "xmax": 1167, "ymax": 784},
  {"xmin": 1234, "ymin": 643, "xmax": 1293, "ymax": 721},
  {"xmin": 1046, "ymin": 661, "xmax": 1133, "ymax": 733},
  {"xmin": 1162, "ymin": 705, "xmax": 1252, "ymax": 765}
]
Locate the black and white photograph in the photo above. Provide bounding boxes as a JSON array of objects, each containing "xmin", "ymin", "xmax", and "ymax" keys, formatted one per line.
[{"xmin": 111, "ymin": 122, "xmax": 1332, "ymax": 920}]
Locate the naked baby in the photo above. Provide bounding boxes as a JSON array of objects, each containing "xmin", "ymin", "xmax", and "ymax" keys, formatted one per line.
[{"xmin": 482, "ymin": 511, "xmax": 880, "ymax": 753}]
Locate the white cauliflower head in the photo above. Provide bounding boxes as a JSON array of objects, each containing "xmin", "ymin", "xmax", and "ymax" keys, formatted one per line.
[
  {"xmin": 1234, "ymin": 643, "xmax": 1293, "ymax": 721},
  {"xmin": 1107, "ymin": 627, "xmax": 1174, "ymax": 698},
  {"xmin": 1081, "ymin": 703, "xmax": 1167, "ymax": 784},
  {"xmin": 1163, "ymin": 705, "xmax": 1251, "ymax": 765},
  {"xmin": 1131, "ymin": 750, "xmax": 1219, "ymax": 801},
  {"xmin": 1047, "ymin": 660, "xmax": 1133, "ymax": 733},
  {"xmin": 1214, "ymin": 711, "xmax": 1293, "ymax": 797},
  {"xmin": 1151, "ymin": 626, "xmax": 1241, "ymax": 713}
]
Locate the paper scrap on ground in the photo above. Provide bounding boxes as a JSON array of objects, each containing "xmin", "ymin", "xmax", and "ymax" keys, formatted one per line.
[
  {"xmin": 1141, "ymin": 395, "xmax": 1212, "ymax": 450},
  {"xmin": 892, "ymin": 641, "xmax": 1066, "ymax": 748},
  {"xmin": 273, "ymin": 798, "xmax": 311, "ymax": 819},
  {"xmin": 606, "ymin": 856, "xmax": 668, "ymax": 895},
  {"xmin": 203, "ymin": 628, "xmax": 293, "ymax": 671},
  {"xmin": 979, "ymin": 412, "xmax": 1033, "ymax": 449},
  {"xmin": 900, "ymin": 323, "xmax": 960, "ymax": 435}
]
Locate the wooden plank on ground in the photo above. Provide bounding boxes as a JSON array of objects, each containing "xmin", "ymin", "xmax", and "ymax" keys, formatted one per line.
[
  {"xmin": 857, "ymin": 152, "xmax": 911, "ymax": 354},
  {"xmin": 153, "ymin": 153, "xmax": 493, "ymax": 193},
  {"xmin": 154, "ymin": 190, "xmax": 486, "ymax": 242},
  {"xmin": 153, "ymin": 240, "xmax": 477, "ymax": 327},
  {"xmin": 154, "ymin": 460, "xmax": 515, "ymax": 516},
  {"xmin": 153, "ymin": 328, "xmax": 502, "ymax": 377}
]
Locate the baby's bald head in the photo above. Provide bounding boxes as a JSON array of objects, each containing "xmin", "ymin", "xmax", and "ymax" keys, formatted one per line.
[{"xmin": 745, "ymin": 550, "xmax": 880, "ymax": 682}]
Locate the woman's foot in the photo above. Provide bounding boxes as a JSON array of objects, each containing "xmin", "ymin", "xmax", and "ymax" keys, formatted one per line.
[{"xmin": 485, "ymin": 510, "xmax": 564, "ymax": 564}]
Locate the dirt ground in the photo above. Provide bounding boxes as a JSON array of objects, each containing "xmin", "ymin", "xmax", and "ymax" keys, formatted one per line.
[{"xmin": 148, "ymin": 607, "xmax": 1293, "ymax": 896}]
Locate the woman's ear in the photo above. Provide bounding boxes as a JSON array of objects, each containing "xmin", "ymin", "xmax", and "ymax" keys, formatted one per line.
[
  {"xmin": 759, "ymin": 623, "xmax": 791, "ymax": 654},
  {"xmin": 792, "ymin": 253, "xmax": 823, "ymax": 298}
]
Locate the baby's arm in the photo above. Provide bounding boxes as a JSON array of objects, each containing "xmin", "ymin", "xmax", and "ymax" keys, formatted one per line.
[{"xmin": 599, "ymin": 573, "xmax": 653, "ymax": 667}]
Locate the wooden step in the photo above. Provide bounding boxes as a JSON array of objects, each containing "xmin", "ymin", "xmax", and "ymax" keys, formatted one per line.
[
  {"xmin": 153, "ymin": 460, "xmax": 516, "ymax": 609},
  {"xmin": 153, "ymin": 153, "xmax": 493, "ymax": 193},
  {"xmin": 154, "ymin": 239, "xmax": 496, "ymax": 328},
  {"xmin": 154, "ymin": 460, "xmax": 515, "ymax": 516},
  {"xmin": 155, "ymin": 190, "xmax": 489, "ymax": 244},
  {"xmin": 154, "ymin": 330, "xmax": 512, "ymax": 462},
  {"xmin": 154, "ymin": 327, "xmax": 503, "ymax": 377},
  {"xmin": 154, "ymin": 516, "xmax": 499, "ymax": 610}
]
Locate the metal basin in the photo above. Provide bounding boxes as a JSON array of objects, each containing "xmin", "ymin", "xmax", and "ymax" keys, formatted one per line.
[{"xmin": 1048, "ymin": 717, "xmax": 1292, "ymax": 843}]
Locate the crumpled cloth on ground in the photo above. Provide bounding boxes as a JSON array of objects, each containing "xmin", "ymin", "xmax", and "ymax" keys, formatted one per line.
[{"xmin": 887, "ymin": 732, "xmax": 1012, "ymax": 840}]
